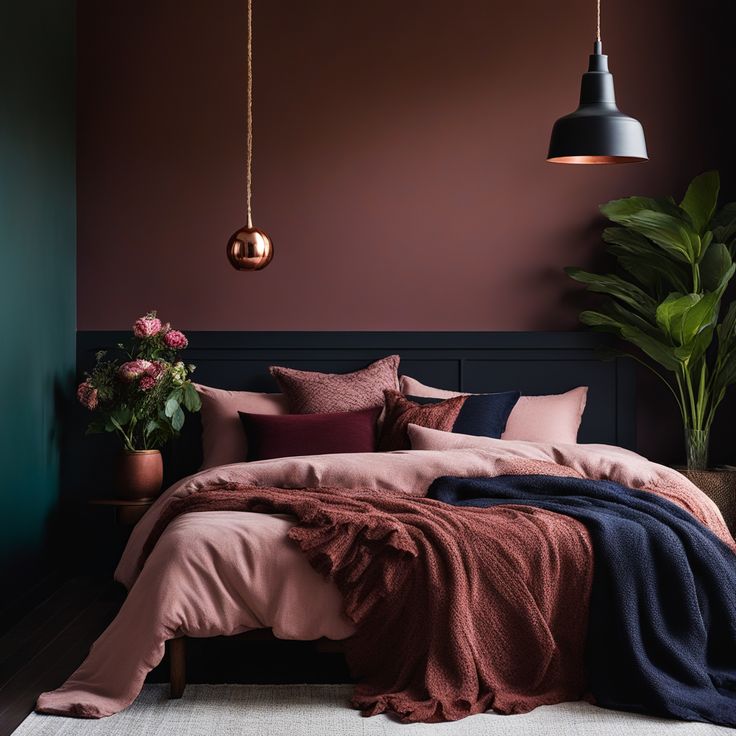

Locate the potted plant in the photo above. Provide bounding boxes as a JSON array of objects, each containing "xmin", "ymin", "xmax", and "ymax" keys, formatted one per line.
[
  {"xmin": 76, "ymin": 312, "xmax": 201, "ymax": 499},
  {"xmin": 566, "ymin": 171, "xmax": 736, "ymax": 515}
]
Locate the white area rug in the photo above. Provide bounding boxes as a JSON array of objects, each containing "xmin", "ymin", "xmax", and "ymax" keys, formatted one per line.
[{"xmin": 13, "ymin": 684, "xmax": 733, "ymax": 735}]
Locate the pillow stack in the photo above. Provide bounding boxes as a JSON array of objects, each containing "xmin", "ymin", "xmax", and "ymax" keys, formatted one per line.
[{"xmin": 195, "ymin": 357, "xmax": 588, "ymax": 466}]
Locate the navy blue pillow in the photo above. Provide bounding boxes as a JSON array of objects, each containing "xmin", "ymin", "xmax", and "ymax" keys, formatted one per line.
[{"xmin": 408, "ymin": 392, "xmax": 520, "ymax": 438}]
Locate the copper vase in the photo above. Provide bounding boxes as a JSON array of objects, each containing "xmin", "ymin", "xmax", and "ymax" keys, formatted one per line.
[{"xmin": 116, "ymin": 450, "xmax": 163, "ymax": 500}]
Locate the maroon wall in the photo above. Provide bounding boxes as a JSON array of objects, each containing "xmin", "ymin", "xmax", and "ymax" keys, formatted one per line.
[
  {"xmin": 76, "ymin": 0, "xmax": 732, "ymax": 331},
  {"xmin": 76, "ymin": 0, "xmax": 734, "ymax": 461}
]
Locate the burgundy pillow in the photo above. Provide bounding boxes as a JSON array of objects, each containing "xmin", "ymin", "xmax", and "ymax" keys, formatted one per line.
[
  {"xmin": 239, "ymin": 407, "xmax": 380, "ymax": 461},
  {"xmin": 270, "ymin": 355, "xmax": 400, "ymax": 414}
]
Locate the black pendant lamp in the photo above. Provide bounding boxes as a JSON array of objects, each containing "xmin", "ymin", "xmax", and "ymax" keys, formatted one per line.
[{"xmin": 547, "ymin": 0, "xmax": 647, "ymax": 164}]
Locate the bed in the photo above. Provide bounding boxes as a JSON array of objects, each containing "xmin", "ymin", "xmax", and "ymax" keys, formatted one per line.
[{"xmin": 41, "ymin": 331, "xmax": 736, "ymax": 726}]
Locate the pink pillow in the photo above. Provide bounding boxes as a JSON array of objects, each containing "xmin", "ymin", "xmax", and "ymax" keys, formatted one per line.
[
  {"xmin": 270, "ymin": 355, "xmax": 400, "ymax": 414},
  {"xmin": 195, "ymin": 384, "xmax": 288, "ymax": 469},
  {"xmin": 239, "ymin": 407, "xmax": 380, "ymax": 461},
  {"xmin": 408, "ymin": 423, "xmax": 507, "ymax": 451},
  {"xmin": 399, "ymin": 376, "xmax": 587, "ymax": 444}
]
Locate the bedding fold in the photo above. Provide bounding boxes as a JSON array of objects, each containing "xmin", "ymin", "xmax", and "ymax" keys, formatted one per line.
[{"xmin": 428, "ymin": 473, "xmax": 736, "ymax": 726}]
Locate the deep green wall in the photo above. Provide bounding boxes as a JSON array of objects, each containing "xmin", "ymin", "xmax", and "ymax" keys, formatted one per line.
[{"xmin": 0, "ymin": 1, "xmax": 76, "ymax": 607}]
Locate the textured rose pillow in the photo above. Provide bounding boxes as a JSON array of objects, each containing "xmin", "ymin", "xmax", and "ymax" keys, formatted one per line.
[
  {"xmin": 195, "ymin": 384, "xmax": 288, "ymax": 469},
  {"xmin": 270, "ymin": 355, "xmax": 400, "ymax": 414},
  {"xmin": 399, "ymin": 376, "xmax": 587, "ymax": 444},
  {"xmin": 379, "ymin": 389, "xmax": 519, "ymax": 452},
  {"xmin": 239, "ymin": 407, "xmax": 380, "ymax": 461}
]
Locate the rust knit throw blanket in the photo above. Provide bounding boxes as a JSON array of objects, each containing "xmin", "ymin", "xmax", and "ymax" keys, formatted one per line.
[{"xmin": 140, "ymin": 480, "xmax": 593, "ymax": 722}]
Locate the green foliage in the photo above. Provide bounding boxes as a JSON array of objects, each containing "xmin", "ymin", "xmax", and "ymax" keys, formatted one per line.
[{"xmin": 567, "ymin": 171, "xmax": 736, "ymax": 468}]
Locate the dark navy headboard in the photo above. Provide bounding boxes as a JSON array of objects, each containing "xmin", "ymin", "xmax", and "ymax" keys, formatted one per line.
[{"xmin": 72, "ymin": 331, "xmax": 635, "ymax": 491}]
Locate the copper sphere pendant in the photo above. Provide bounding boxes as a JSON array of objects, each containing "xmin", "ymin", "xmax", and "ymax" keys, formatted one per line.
[{"xmin": 226, "ymin": 226, "xmax": 274, "ymax": 270}]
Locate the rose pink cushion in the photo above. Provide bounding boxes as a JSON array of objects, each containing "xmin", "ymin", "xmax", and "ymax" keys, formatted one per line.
[
  {"xmin": 399, "ymin": 376, "xmax": 587, "ymax": 444},
  {"xmin": 195, "ymin": 384, "xmax": 288, "ymax": 469},
  {"xmin": 239, "ymin": 407, "xmax": 380, "ymax": 461},
  {"xmin": 270, "ymin": 355, "xmax": 400, "ymax": 414}
]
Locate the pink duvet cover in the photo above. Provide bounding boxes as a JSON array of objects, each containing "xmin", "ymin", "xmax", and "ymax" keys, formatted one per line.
[{"xmin": 36, "ymin": 442, "xmax": 732, "ymax": 718}]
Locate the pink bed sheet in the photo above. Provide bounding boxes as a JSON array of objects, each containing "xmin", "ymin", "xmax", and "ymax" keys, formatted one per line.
[{"xmin": 36, "ymin": 443, "xmax": 732, "ymax": 717}]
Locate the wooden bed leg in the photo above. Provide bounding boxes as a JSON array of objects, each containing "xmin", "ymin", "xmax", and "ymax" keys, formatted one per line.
[{"xmin": 168, "ymin": 637, "xmax": 186, "ymax": 699}]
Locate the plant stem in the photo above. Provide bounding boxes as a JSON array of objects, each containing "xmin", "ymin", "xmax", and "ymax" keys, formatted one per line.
[
  {"xmin": 692, "ymin": 261, "xmax": 700, "ymax": 293},
  {"xmin": 683, "ymin": 364, "xmax": 699, "ymax": 429},
  {"xmin": 622, "ymin": 352, "xmax": 685, "ymax": 415}
]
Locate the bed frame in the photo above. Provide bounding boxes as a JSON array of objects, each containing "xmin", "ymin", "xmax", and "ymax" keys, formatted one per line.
[{"xmin": 74, "ymin": 330, "xmax": 637, "ymax": 697}]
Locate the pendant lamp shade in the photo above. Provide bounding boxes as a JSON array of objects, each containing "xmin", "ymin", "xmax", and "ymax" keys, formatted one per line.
[{"xmin": 547, "ymin": 40, "xmax": 647, "ymax": 164}]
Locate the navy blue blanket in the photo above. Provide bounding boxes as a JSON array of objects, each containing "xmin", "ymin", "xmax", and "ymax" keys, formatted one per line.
[{"xmin": 427, "ymin": 473, "xmax": 736, "ymax": 727}]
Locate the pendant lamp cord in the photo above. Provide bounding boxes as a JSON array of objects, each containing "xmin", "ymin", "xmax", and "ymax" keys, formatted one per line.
[
  {"xmin": 596, "ymin": 0, "xmax": 601, "ymax": 42},
  {"xmin": 246, "ymin": 0, "xmax": 253, "ymax": 228}
]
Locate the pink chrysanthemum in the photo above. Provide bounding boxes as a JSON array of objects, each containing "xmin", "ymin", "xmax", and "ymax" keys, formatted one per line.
[
  {"xmin": 133, "ymin": 316, "xmax": 162, "ymax": 338},
  {"xmin": 139, "ymin": 375, "xmax": 156, "ymax": 391},
  {"xmin": 145, "ymin": 361, "xmax": 166, "ymax": 380},
  {"xmin": 76, "ymin": 381, "xmax": 98, "ymax": 410},
  {"xmin": 164, "ymin": 330, "xmax": 188, "ymax": 349},
  {"xmin": 119, "ymin": 359, "xmax": 153, "ymax": 381}
]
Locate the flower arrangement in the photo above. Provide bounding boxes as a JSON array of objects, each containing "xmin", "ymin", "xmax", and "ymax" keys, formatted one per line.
[{"xmin": 77, "ymin": 312, "xmax": 201, "ymax": 451}]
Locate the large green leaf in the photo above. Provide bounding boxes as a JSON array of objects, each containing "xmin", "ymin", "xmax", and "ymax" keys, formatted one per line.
[
  {"xmin": 711, "ymin": 202, "xmax": 736, "ymax": 230},
  {"xmin": 656, "ymin": 291, "xmax": 722, "ymax": 349},
  {"xmin": 601, "ymin": 300, "xmax": 662, "ymax": 337},
  {"xmin": 656, "ymin": 293, "xmax": 700, "ymax": 344},
  {"xmin": 680, "ymin": 171, "xmax": 719, "ymax": 234},
  {"xmin": 602, "ymin": 227, "xmax": 690, "ymax": 294},
  {"xmin": 673, "ymin": 327, "xmax": 713, "ymax": 368},
  {"xmin": 618, "ymin": 325, "xmax": 681, "ymax": 371},
  {"xmin": 580, "ymin": 309, "xmax": 680, "ymax": 370},
  {"xmin": 565, "ymin": 268, "xmax": 657, "ymax": 319},
  {"xmin": 700, "ymin": 242, "xmax": 735, "ymax": 292},
  {"xmin": 610, "ymin": 210, "xmax": 697, "ymax": 264},
  {"xmin": 713, "ymin": 301, "xmax": 736, "ymax": 396},
  {"xmin": 600, "ymin": 196, "xmax": 683, "ymax": 222}
]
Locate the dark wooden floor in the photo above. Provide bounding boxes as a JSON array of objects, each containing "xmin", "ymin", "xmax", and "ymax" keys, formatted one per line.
[
  {"xmin": 0, "ymin": 576, "xmax": 124, "ymax": 736},
  {"xmin": 0, "ymin": 576, "xmax": 353, "ymax": 736}
]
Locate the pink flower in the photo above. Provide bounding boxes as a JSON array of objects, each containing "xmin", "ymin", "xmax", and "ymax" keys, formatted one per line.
[
  {"xmin": 164, "ymin": 330, "xmax": 188, "ymax": 349},
  {"xmin": 119, "ymin": 359, "xmax": 153, "ymax": 381},
  {"xmin": 139, "ymin": 375, "xmax": 156, "ymax": 391},
  {"xmin": 76, "ymin": 381, "xmax": 98, "ymax": 410},
  {"xmin": 145, "ymin": 361, "xmax": 166, "ymax": 379},
  {"xmin": 133, "ymin": 316, "xmax": 162, "ymax": 338}
]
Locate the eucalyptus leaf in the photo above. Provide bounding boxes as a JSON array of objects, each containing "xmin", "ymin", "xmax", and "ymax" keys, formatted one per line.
[
  {"xmin": 182, "ymin": 383, "xmax": 202, "ymax": 412},
  {"xmin": 165, "ymin": 397, "xmax": 179, "ymax": 418},
  {"xmin": 171, "ymin": 406, "xmax": 185, "ymax": 432}
]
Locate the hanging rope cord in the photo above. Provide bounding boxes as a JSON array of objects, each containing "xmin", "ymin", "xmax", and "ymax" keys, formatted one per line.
[
  {"xmin": 246, "ymin": 0, "xmax": 254, "ymax": 228},
  {"xmin": 596, "ymin": 0, "xmax": 601, "ymax": 42}
]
